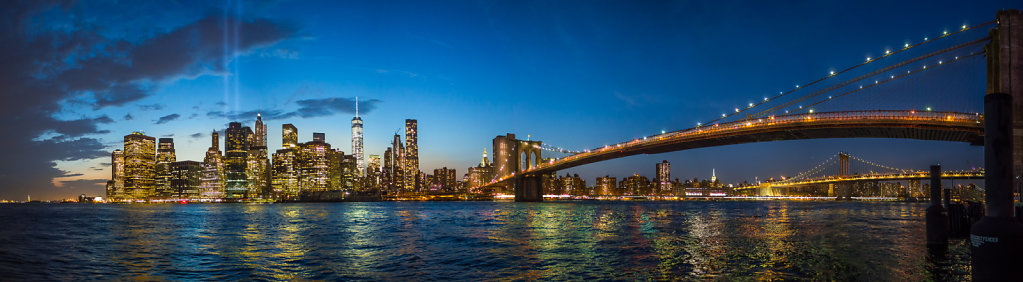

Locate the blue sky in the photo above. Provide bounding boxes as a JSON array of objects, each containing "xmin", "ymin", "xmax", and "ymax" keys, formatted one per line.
[{"xmin": 1, "ymin": 0, "xmax": 1018, "ymax": 200}]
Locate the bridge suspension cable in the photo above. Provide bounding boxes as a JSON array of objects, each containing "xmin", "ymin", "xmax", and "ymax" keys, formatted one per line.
[
  {"xmin": 697, "ymin": 20, "xmax": 995, "ymax": 127},
  {"xmin": 782, "ymin": 50, "xmax": 986, "ymax": 117}
]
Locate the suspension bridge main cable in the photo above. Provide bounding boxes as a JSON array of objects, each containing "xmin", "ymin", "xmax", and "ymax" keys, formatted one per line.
[
  {"xmin": 697, "ymin": 21, "xmax": 995, "ymax": 126},
  {"xmin": 747, "ymin": 37, "xmax": 989, "ymax": 119},
  {"xmin": 792, "ymin": 51, "xmax": 985, "ymax": 113}
]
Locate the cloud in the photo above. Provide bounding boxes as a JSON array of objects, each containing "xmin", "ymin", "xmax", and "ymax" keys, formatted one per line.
[
  {"xmin": 293, "ymin": 97, "xmax": 380, "ymax": 118},
  {"xmin": 138, "ymin": 104, "xmax": 165, "ymax": 111},
  {"xmin": 56, "ymin": 178, "xmax": 107, "ymax": 192},
  {"xmin": 0, "ymin": 3, "xmax": 299, "ymax": 200},
  {"xmin": 260, "ymin": 48, "xmax": 299, "ymax": 59},
  {"xmin": 190, "ymin": 132, "xmax": 204, "ymax": 138},
  {"xmin": 204, "ymin": 96, "xmax": 381, "ymax": 122},
  {"xmin": 154, "ymin": 113, "xmax": 180, "ymax": 124}
]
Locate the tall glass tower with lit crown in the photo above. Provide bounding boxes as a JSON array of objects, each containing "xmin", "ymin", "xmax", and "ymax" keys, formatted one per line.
[{"xmin": 352, "ymin": 97, "xmax": 364, "ymax": 176}]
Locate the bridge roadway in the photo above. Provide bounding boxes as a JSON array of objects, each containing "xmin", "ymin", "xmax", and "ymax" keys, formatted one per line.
[
  {"xmin": 487, "ymin": 110, "xmax": 984, "ymax": 186},
  {"xmin": 737, "ymin": 170, "xmax": 985, "ymax": 190}
]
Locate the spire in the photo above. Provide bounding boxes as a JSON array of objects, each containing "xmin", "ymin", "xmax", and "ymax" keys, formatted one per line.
[
  {"xmin": 481, "ymin": 148, "xmax": 489, "ymax": 166},
  {"xmin": 355, "ymin": 96, "xmax": 359, "ymax": 118}
]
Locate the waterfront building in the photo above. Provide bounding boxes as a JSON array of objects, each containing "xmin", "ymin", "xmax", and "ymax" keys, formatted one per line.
[
  {"xmin": 223, "ymin": 122, "xmax": 249, "ymax": 198},
  {"xmin": 170, "ymin": 161, "xmax": 201, "ymax": 199},
  {"xmin": 298, "ymin": 134, "xmax": 331, "ymax": 192},
  {"xmin": 367, "ymin": 154, "xmax": 381, "ymax": 188},
  {"xmin": 200, "ymin": 130, "xmax": 225, "ymax": 199},
  {"xmin": 271, "ymin": 148, "xmax": 299, "ymax": 199},
  {"xmin": 155, "ymin": 138, "xmax": 176, "ymax": 198},
  {"xmin": 282, "ymin": 124, "xmax": 298, "ymax": 148},
  {"xmin": 404, "ymin": 119, "xmax": 418, "ymax": 193},
  {"xmin": 247, "ymin": 115, "xmax": 271, "ymax": 198},
  {"xmin": 620, "ymin": 174, "xmax": 650, "ymax": 196},
  {"xmin": 655, "ymin": 160, "xmax": 671, "ymax": 196},
  {"xmin": 561, "ymin": 173, "xmax": 587, "ymax": 196},
  {"xmin": 352, "ymin": 98, "xmax": 365, "ymax": 176},
  {"xmin": 343, "ymin": 154, "xmax": 358, "ymax": 189},
  {"xmin": 123, "ymin": 132, "xmax": 156, "ymax": 200},
  {"xmin": 383, "ymin": 147, "xmax": 393, "ymax": 192},
  {"xmin": 432, "ymin": 167, "xmax": 458, "ymax": 192},
  {"xmin": 392, "ymin": 133, "xmax": 405, "ymax": 193},
  {"xmin": 328, "ymin": 149, "xmax": 344, "ymax": 190},
  {"xmin": 466, "ymin": 149, "xmax": 494, "ymax": 194},
  {"xmin": 595, "ymin": 175, "xmax": 617, "ymax": 196},
  {"xmin": 106, "ymin": 150, "xmax": 125, "ymax": 200}
]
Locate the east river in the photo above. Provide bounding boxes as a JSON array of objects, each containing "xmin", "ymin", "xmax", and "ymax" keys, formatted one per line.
[{"xmin": 0, "ymin": 201, "xmax": 970, "ymax": 280}]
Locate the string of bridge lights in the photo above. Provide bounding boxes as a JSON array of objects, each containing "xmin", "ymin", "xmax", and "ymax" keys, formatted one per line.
[
  {"xmin": 788, "ymin": 50, "xmax": 985, "ymax": 116},
  {"xmin": 845, "ymin": 153, "xmax": 920, "ymax": 173},
  {"xmin": 695, "ymin": 20, "xmax": 995, "ymax": 129},
  {"xmin": 779, "ymin": 154, "xmax": 841, "ymax": 183}
]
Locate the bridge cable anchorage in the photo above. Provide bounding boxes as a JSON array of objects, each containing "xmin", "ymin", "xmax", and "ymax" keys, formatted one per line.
[
  {"xmin": 696, "ymin": 21, "xmax": 994, "ymax": 127},
  {"xmin": 792, "ymin": 51, "xmax": 985, "ymax": 114},
  {"xmin": 748, "ymin": 37, "xmax": 989, "ymax": 119}
]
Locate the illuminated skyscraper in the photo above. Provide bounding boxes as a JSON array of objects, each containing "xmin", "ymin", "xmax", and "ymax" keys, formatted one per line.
[
  {"xmin": 404, "ymin": 119, "xmax": 418, "ymax": 192},
  {"xmin": 298, "ymin": 133, "xmax": 331, "ymax": 192},
  {"xmin": 248, "ymin": 115, "xmax": 271, "ymax": 199},
  {"xmin": 352, "ymin": 97, "xmax": 364, "ymax": 176},
  {"xmin": 224, "ymin": 122, "xmax": 249, "ymax": 198},
  {"xmin": 282, "ymin": 124, "xmax": 298, "ymax": 148},
  {"xmin": 271, "ymin": 148, "xmax": 299, "ymax": 199},
  {"xmin": 155, "ymin": 138, "xmax": 176, "ymax": 198},
  {"xmin": 254, "ymin": 113, "xmax": 267, "ymax": 147},
  {"xmin": 170, "ymin": 161, "xmax": 201, "ymax": 199},
  {"xmin": 106, "ymin": 150, "xmax": 125, "ymax": 200},
  {"xmin": 123, "ymin": 132, "xmax": 156, "ymax": 200},
  {"xmin": 467, "ymin": 148, "xmax": 494, "ymax": 193},
  {"xmin": 595, "ymin": 176, "xmax": 617, "ymax": 196},
  {"xmin": 200, "ymin": 130, "xmax": 224, "ymax": 199},
  {"xmin": 367, "ymin": 154, "xmax": 381, "ymax": 188},
  {"xmin": 655, "ymin": 160, "xmax": 671, "ymax": 195},
  {"xmin": 392, "ymin": 133, "xmax": 405, "ymax": 193}
]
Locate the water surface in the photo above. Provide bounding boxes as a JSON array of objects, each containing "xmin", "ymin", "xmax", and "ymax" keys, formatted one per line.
[{"xmin": 0, "ymin": 201, "xmax": 969, "ymax": 280}]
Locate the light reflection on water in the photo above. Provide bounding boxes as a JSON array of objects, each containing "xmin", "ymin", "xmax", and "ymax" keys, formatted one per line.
[{"xmin": 0, "ymin": 201, "xmax": 969, "ymax": 280}]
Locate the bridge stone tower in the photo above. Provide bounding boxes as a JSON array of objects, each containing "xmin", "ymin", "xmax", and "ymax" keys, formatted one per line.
[
  {"xmin": 986, "ymin": 10, "xmax": 1023, "ymax": 200},
  {"xmin": 493, "ymin": 133, "xmax": 544, "ymax": 201}
]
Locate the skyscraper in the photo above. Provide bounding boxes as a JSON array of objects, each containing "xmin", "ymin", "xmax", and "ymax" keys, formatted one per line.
[
  {"xmin": 656, "ymin": 160, "xmax": 671, "ymax": 196},
  {"xmin": 404, "ymin": 119, "xmax": 418, "ymax": 193},
  {"xmin": 123, "ymin": 132, "xmax": 156, "ymax": 200},
  {"xmin": 254, "ymin": 113, "xmax": 267, "ymax": 147},
  {"xmin": 352, "ymin": 97, "xmax": 365, "ymax": 176},
  {"xmin": 298, "ymin": 133, "xmax": 331, "ymax": 192},
  {"xmin": 392, "ymin": 133, "xmax": 405, "ymax": 193},
  {"xmin": 248, "ymin": 115, "xmax": 271, "ymax": 199},
  {"xmin": 106, "ymin": 150, "xmax": 125, "ymax": 200},
  {"xmin": 170, "ymin": 161, "xmax": 201, "ymax": 199},
  {"xmin": 367, "ymin": 154, "xmax": 380, "ymax": 188},
  {"xmin": 224, "ymin": 122, "xmax": 249, "ymax": 198},
  {"xmin": 200, "ymin": 130, "xmax": 225, "ymax": 199},
  {"xmin": 282, "ymin": 124, "xmax": 298, "ymax": 148},
  {"xmin": 155, "ymin": 138, "xmax": 176, "ymax": 198}
]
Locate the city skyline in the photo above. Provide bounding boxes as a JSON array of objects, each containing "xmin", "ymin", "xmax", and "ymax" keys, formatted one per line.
[{"xmin": 3, "ymin": 1, "xmax": 1020, "ymax": 200}]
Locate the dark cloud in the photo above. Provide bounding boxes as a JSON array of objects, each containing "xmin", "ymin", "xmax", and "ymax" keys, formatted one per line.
[
  {"xmin": 57, "ymin": 178, "xmax": 107, "ymax": 193},
  {"xmin": 205, "ymin": 97, "xmax": 380, "ymax": 123},
  {"xmin": 188, "ymin": 113, "xmax": 198, "ymax": 119},
  {"xmin": 154, "ymin": 113, "xmax": 180, "ymax": 124},
  {"xmin": 124, "ymin": 113, "xmax": 133, "ymax": 120},
  {"xmin": 190, "ymin": 132, "xmax": 204, "ymax": 138},
  {"xmin": 138, "ymin": 104, "xmax": 165, "ymax": 111},
  {"xmin": 0, "ymin": 2, "xmax": 298, "ymax": 200},
  {"xmin": 294, "ymin": 97, "xmax": 381, "ymax": 118}
]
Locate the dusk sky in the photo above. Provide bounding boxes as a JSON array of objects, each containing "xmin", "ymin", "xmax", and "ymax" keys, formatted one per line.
[{"xmin": 2, "ymin": 0, "xmax": 1020, "ymax": 200}]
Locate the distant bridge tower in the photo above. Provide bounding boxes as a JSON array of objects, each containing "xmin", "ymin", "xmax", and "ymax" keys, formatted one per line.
[
  {"xmin": 839, "ymin": 152, "xmax": 850, "ymax": 177},
  {"xmin": 492, "ymin": 133, "xmax": 543, "ymax": 201}
]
